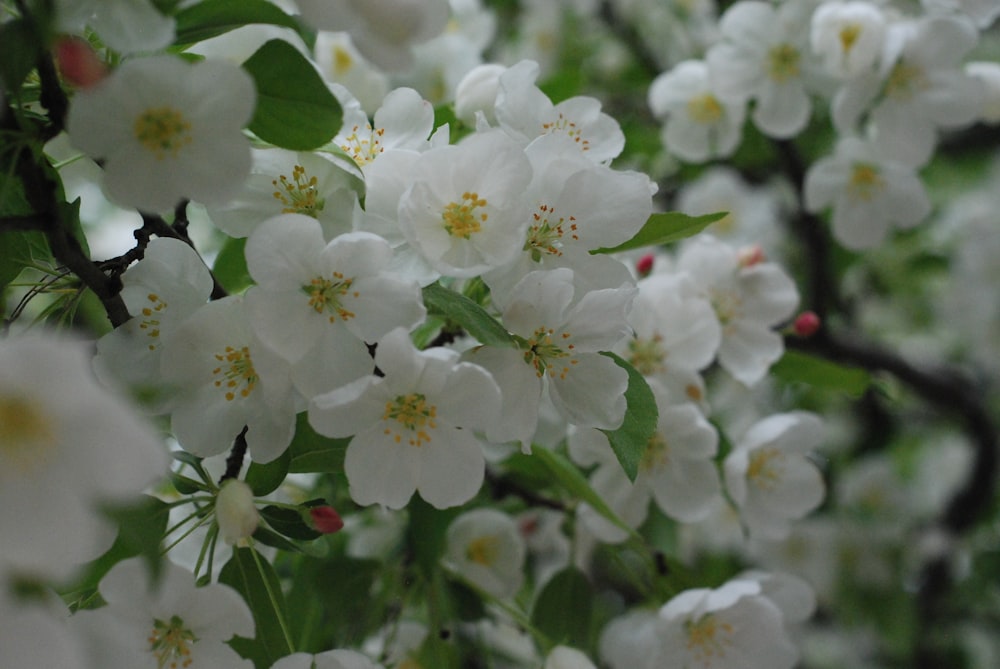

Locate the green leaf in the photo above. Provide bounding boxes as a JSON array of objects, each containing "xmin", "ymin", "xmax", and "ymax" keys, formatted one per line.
[
  {"xmin": 251, "ymin": 525, "xmax": 302, "ymax": 553},
  {"xmin": 0, "ymin": 19, "xmax": 41, "ymax": 95},
  {"xmin": 407, "ymin": 496, "xmax": 461, "ymax": 577},
  {"xmin": 530, "ymin": 447, "xmax": 637, "ymax": 540},
  {"xmin": 259, "ymin": 505, "xmax": 322, "ymax": 541},
  {"xmin": 174, "ymin": 0, "xmax": 302, "ymax": 45},
  {"xmin": 219, "ymin": 547, "xmax": 293, "ymax": 667},
  {"xmin": 591, "ymin": 211, "xmax": 726, "ymax": 254},
  {"xmin": 421, "ymin": 282, "xmax": 515, "ymax": 348},
  {"xmin": 171, "ymin": 473, "xmax": 208, "ymax": 494},
  {"xmin": 598, "ymin": 352, "xmax": 657, "ymax": 482},
  {"xmin": 414, "ymin": 634, "xmax": 461, "ymax": 669},
  {"xmin": 0, "ymin": 230, "xmax": 46, "ymax": 296},
  {"xmin": 242, "ymin": 40, "xmax": 343, "ymax": 151},
  {"xmin": 213, "ymin": 236, "xmax": 252, "ymax": 294},
  {"xmin": 772, "ymin": 349, "xmax": 871, "ymax": 398},
  {"xmin": 531, "ymin": 567, "xmax": 593, "ymax": 650},
  {"xmin": 287, "ymin": 412, "xmax": 350, "ymax": 473},
  {"xmin": 245, "ymin": 448, "xmax": 290, "ymax": 496}
]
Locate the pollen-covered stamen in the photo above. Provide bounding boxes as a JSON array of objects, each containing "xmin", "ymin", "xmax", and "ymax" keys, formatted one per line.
[
  {"xmin": 747, "ymin": 447, "xmax": 785, "ymax": 491},
  {"xmin": 641, "ymin": 431, "xmax": 670, "ymax": 473},
  {"xmin": 383, "ymin": 392, "xmax": 437, "ymax": 446},
  {"xmin": 541, "ymin": 112, "xmax": 591, "ymax": 151},
  {"xmin": 302, "ymin": 272, "xmax": 358, "ymax": 323},
  {"xmin": 767, "ymin": 43, "xmax": 801, "ymax": 82},
  {"xmin": 838, "ymin": 24, "xmax": 862, "ymax": 52},
  {"xmin": 687, "ymin": 94, "xmax": 724, "ymax": 124},
  {"xmin": 519, "ymin": 327, "xmax": 576, "ymax": 379},
  {"xmin": 886, "ymin": 61, "xmax": 928, "ymax": 101},
  {"xmin": 709, "ymin": 288, "xmax": 742, "ymax": 331},
  {"xmin": 442, "ymin": 192, "xmax": 489, "ymax": 239},
  {"xmin": 134, "ymin": 107, "xmax": 192, "ymax": 159},
  {"xmin": 848, "ymin": 162, "xmax": 885, "ymax": 201},
  {"xmin": 340, "ymin": 123, "xmax": 385, "ymax": 167},
  {"xmin": 0, "ymin": 395, "xmax": 55, "ymax": 472},
  {"xmin": 272, "ymin": 165, "xmax": 325, "ymax": 217},
  {"xmin": 138, "ymin": 292, "xmax": 168, "ymax": 351},
  {"xmin": 684, "ymin": 613, "xmax": 735, "ymax": 666},
  {"xmin": 525, "ymin": 204, "xmax": 579, "ymax": 261},
  {"xmin": 627, "ymin": 335, "xmax": 666, "ymax": 376},
  {"xmin": 148, "ymin": 615, "xmax": 198, "ymax": 669},
  {"xmin": 211, "ymin": 345, "xmax": 257, "ymax": 402},
  {"xmin": 466, "ymin": 535, "xmax": 501, "ymax": 565}
]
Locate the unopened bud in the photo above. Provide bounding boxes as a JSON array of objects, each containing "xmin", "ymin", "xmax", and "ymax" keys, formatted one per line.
[
  {"xmin": 737, "ymin": 244, "xmax": 766, "ymax": 268},
  {"xmin": 635, "ymin": 253, "xmax": 655, "ymax": 277},
  {"xmin": 216, "ymin": 480, "xmax": 259, "ymax": 545},
  {"xmin": 54, "ymin": 36, "xmax": 107, "ymax": 89},
  {"xmin": 309, "ymin": 506, "xmax": 344, "ymax": 534},
  {"xmin": 793, "ymin": 311, "xmax": 821, "ymax": 338}
]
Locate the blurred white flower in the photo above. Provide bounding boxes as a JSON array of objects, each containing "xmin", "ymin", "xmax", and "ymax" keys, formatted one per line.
[{"xmin": 443, "ymin": 508, "xmax": 526, "ymax": 598}]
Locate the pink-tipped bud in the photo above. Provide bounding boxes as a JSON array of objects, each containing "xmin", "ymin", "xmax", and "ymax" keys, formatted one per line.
[
  {"xmin": 636, "ymin": 253, "xmax": 655, "ymax": 277},
  {"xmin": 309, "ymin": 506, "xmax": 344, "ymax": 534},
  {"xmin": 737, "ymin": 244, "xmax": 766, "ymax": 268},
  {"xmin": 54, "ymin": 36, "xmax": 108, "ymax": 89},
  {"xmin": 793, "ymin": 311, "xmax": 821, "ymax": 338}
]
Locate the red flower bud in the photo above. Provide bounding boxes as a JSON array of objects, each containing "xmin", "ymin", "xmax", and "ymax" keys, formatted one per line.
[
  {"xmin": 309, "ymin": 506, "xmax": 344, "ymax": 534},
  {"xmin": 793, "ymin": 311, "xmax": 821, "ymax": 338},
  {"xmin": 737, "ymin": 244, "xmax": 766, "ymax": 268},
  {"xmin": 636, "ymin": 253, "xmax": 655, "ymax": 277},
  {"xmin": 54, "ymin": 36, "xmax": 108, "ymax": 89}
]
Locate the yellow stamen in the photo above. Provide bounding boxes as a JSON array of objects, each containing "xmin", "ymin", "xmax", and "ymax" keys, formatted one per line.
[{"xmin": 134, "ymin": 107, "xmax": 192, "ymax": 159}]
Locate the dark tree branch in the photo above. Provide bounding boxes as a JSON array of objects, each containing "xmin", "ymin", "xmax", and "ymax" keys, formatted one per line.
[{"xmin": 219, "ymin": 426, "xmax": 249, "ymax": 485}]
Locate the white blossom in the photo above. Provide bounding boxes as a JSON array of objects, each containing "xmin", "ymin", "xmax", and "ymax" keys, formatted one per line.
[{"xmin": 443, "ymin": 508, "xmax": 526, "ymax": 598}]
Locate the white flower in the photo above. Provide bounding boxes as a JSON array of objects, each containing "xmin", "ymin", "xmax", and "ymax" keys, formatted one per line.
[
  {"xmin": 544, "ymin": 645, "xmax": 597, "ymax": 669},
  {"xmin": 599, "ymin": 609, "xmax": 661, "ymax": 669},
  {"xmin": 465, "ymin": 268, "xmax": 634, "ymax": 450},
  {"xmin": 93, "ymin": 238, "xmax": 213, "ymax": 408},
  {"xmin": 67, "ymin": 55, "xmax": 255, "ymax": 212},
  {"xmin": 965, "ymin": 61, "xmax": 1000, "ymax": 123},
  {"xmin": 648, "ymin": 59, "xmax": 747, "ymax": 162},
  {"xmin": 443, "ymin": 508, "xmax": 526, "ymax": 598},
  {"xmin": 455, "ymin": 63, "xmax": 506, "ymax": 125},
  {"xmin": 570, "ymin": 381, "xmax": 720, "ymax": 543},
  {"xmin": 215, "ymin": 479, "xmax": 259, "ymax": 545},
  {"xmin": 494, "ymin": 60, "xmax": 626, "ymax": 164},
  {"xmin": 55, "ymin": 0, "xmax": 175, "ymax": 55},
  {"xmin": 308, "ymin": 328, "xmax": 501, "ymax": 509},
  {"xmin": 656, "ymin": 579, "xmax": 799, "ymax": 669},
  {"xmin": 832, "ymin": 15, "xmax": 983, "ymax": 167},
  {"xmin": 69, "ymin": 558, "xmax": 254, "ymax": 669},
  {"xmin": 804, "ymin": 136, "xmax": 931, "ymax": 250},
  {"xmin": 314, "ymin": 31, "xmax": 390, "ymax": 114},
  {"xmin": 0, "ymin": 590, "xmax": 85, "ymax": 668},
  {"xmin": 297, "ymin": 0, "xmax": 450, "ymax": 71},
  {"xmin": 810, "ymin": 1, "xmax": 887, "ymax": 80},
  {"xmin": 272, "ymin": 650, "xmax": 384, "ymax": 669},
  {"xmin": 244, "ymin": 214, "xmax": 425, "ymax": 397},
  {"xmin": 677, "ymin": 236, "xmax": 799, "ymax": 386},
  {"xmin": 159, "ymin": 295, "xmax": 298, "ymax": 464},
  {"xmin": 335, "ymin": 87, "xmax": 437, "ymax": 172},
  {"xmin": 0, "ymin": 332, "xmax": 168, "ymax": 582},
  {"xmin": 205, "ymin": 147, "xmax": 359, "ymax": 239},
  {"xmin": 396, "ymin": 130, "xmax": 532, "ymax": 277},
  {"xmin": 724, "ymin": 411, "xmax": 826, "ymax": 539},
  {"xmin": 706, "ymin": 0, "xmax": 814, "ymax": 138}
]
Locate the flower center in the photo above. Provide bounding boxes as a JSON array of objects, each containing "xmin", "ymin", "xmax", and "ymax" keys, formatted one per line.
[
  {"xmin": 627, "ymin": 335, "xmax": 666, "ymax": 376},
  {"xmin": 641, "ymin": 431, "xmax": 669, "ymax": 473},
  {"xmin": 442, "ymin": 192, "xmax": 488, "ymax": 239},
  {"xmin": 138, "ymin": 292, "xmax": 168, "ymax": 351},
  {"xmin": 541, "ymin": 112, "xmax": 590, "ymax": 151},
  {"xmin": 767, "ymin": 43, "xmax": 801, "ymax": 82},
  {"xmin": 886, "ymin": 61, "xmax": 928, "ymax": 101},
  {"xmin": 273, "ymin": 165, "xmax": 325, "ymax": 217},
  {"xmin": 383, "ymin": 393, "xmax": 437, "ymax": 447},
  {"xmin": 747, "ymin": 447, "xmax": 784, "ymax": 491},
  {"xmin": 839, "ymin": 24, "xmax": 862, "ymax": 52},
  {"xmin": 134, "ymin": 107, "xmax": 192, "ymax": 159},
  {"xmin": 709, "ymin": 287, "xmax": 742, "ymax": 330},
  {"xmin": 340, "ymin": 123, "xmax": 385, "ymax": 167},
  {"xmin": 684, "ymin": 613, "xmax": 734, "ymax": 666},
  {"xmin": 302, "ymin": 272, "xmax": 357, "ymax": 323},
  {"xmin": 212, "ymin": 345, "xmax": 258, "ymax": 401},
  {"xmin": 148, "ymin": 615, "xmax": 197, "ymax": 669},
  {"xmin": 466, "ymin": 535, "xmax": 501, "ymax": 566},
  {"xmin": 332, "ymin": 45, "xmax": 353, "ymax": 74},
  {"xmin": 687, "ymin": 94, "xmax": 723, "ymax": 124},
  {"xmin": 519, "ymin": 327, "xmax": 575, "ymax": 379},
  {"xmin": 0, "ymin": 394, "xmax": 55, "ymax": 473},
  {"xmin": 525, "ymin": 204, "xmax": 578, "ymax": 261},
  {"xmin": 848, "ymin": 163, "xmax": 884, "ymax": 201}
]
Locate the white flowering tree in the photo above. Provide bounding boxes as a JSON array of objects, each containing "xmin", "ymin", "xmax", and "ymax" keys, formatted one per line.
[{"xmin": 1, "ymin": 1, "xmax": 998, "ymax": 667}]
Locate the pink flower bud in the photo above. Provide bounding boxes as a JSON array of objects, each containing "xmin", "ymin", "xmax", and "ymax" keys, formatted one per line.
[
  {"xmin": 54, "ymin": 36, "xmax": 107, "ymax": 89},
  {"xmin": 737, "ymin": 244, "xmax": 766, "ymax": 268},
  {"xmin": 309, "ymin": 506, "xmax": 344, "ymax": 534},
  {"xmin": 636, "ymin": 253, "xmax": 655, "ymax": 277},
  {"xmin": 793, "ymin": 311, "xmax": 821, "ymax": 338}
]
